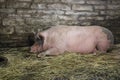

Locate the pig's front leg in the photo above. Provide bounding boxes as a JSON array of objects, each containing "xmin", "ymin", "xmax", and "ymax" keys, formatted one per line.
[{"xmin": 37, "ymin": 48, "xmax": 61, "ymax": 57}]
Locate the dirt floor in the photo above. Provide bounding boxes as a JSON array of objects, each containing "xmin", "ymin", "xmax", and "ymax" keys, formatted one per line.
[{"xmin": 0, "ymin": 44, "xmax": 120, "ymax": 80}]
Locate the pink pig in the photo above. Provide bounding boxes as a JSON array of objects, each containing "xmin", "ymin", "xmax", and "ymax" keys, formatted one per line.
[{"xmin": 30, "ymin": 25, "xmax": 114, "ymax": 57}]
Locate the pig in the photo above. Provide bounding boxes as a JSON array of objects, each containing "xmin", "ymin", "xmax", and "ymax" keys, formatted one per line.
[{"xmin": 30, "ymin": 25, "xmax": 114, "ymax": 57}]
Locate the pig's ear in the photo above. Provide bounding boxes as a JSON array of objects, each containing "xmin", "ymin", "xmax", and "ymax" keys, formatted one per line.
[
  {"xmin": 36, "ymin": 35, "xmax": 44, "ymax": 45},
  {"xmin": 38, "ymin": 35, "xmax": 44, "ymax": 40},
  {"xmin": 31, "ymin": 30, "xmax": 37, "ymax": 36}
]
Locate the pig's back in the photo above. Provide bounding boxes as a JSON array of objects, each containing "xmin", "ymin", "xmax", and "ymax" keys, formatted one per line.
[{"xmin": 47, "ymin": 25, "xmax": 101, "ymax": 34}]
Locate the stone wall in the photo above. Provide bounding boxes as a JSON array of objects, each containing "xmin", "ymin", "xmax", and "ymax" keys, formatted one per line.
[{"xmin": 0, "ymin": 0, "xmax": 120, "ymax": 47}]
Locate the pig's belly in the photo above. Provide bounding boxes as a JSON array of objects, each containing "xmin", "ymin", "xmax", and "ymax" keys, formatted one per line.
[{"xmin": 66, "ymin": 37, "xmax": 97, "ymax": 53}]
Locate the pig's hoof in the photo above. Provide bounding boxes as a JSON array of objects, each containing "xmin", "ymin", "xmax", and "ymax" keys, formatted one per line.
[{"xmin": 37, "ymin": 53, "xmax": 46, "ymax": 58}]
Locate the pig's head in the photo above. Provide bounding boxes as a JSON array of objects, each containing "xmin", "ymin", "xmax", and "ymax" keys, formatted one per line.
[{"xmin": 30, "ymin": 33, "xmax": 44, "ymax": 53}]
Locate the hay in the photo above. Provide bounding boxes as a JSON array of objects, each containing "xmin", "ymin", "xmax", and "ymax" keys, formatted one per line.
[{"xmin": 0, "ymin": 45, "xmax": 120, "ymax": 80}]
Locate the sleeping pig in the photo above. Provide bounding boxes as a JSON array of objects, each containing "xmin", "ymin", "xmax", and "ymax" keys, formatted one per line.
[{"xmin": 30, "ymin": 25, "xmax": 114, "ymax": 57}]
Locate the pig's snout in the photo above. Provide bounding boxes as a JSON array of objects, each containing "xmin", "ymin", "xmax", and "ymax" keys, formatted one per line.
[
  {"xmin": 30, "ymin": 46, "xmax": 38, "ymax": 53},
  {"xmin": 30, "ymin": 49, "xmax": 36, "ymax": 53},
  {"xmin": 30, "ymin": 43, "xmax": 43, "ymax": 53},
  {"xmin": 30, "ymin": 44, "xmax": 39, "ymax": 53}
]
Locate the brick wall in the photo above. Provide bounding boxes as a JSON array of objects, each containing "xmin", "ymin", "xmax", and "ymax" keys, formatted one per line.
[{"xmin": 0, "ymin": 0, "xmax": 120, "ymax": 47}]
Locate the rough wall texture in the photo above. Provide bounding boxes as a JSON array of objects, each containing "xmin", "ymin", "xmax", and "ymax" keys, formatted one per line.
[{"xmin": 0, "ymin": 0, "xmax": 120, "ymax": 47}]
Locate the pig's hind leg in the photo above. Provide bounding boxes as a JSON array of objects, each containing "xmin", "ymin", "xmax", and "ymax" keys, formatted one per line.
[
  {"xmin": 93, "ymin": 43, "xmax": 107, "ymax": 55},
  {"xmin": 37, "ymin": 48, "xmax": 62, "ymax": 57},
  {"xmin": 96, "ymin": 41, "xmax": 109, "ymax": 53}
]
